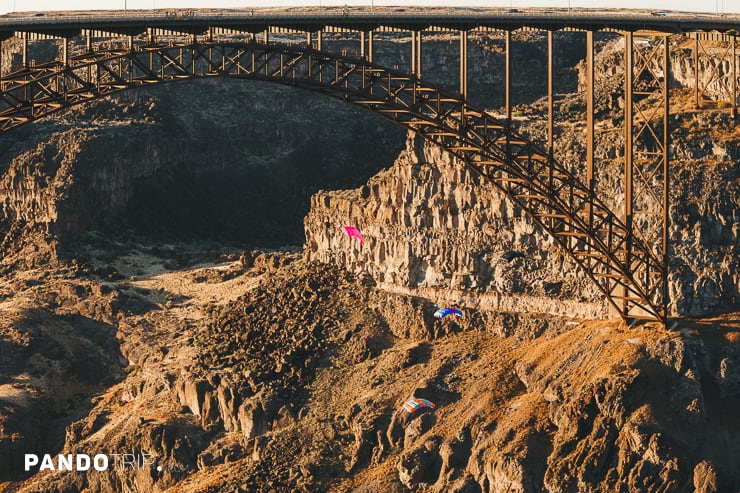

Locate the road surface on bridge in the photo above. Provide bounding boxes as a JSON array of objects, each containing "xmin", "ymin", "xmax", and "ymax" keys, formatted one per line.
[{"xmin": 0, "ymin": 6, "xmax": 738, "ymax": 36}]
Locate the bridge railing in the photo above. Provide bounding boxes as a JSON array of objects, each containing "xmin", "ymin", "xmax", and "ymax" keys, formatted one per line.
[{"xmin": 0, "ymin": 10, "xmax": 732, "ymax": 30}]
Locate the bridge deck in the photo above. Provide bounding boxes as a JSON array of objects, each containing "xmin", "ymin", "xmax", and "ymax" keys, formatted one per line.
[{"xmin": 0, "ymin": 7, "xmax": 739, "ymax": 39}]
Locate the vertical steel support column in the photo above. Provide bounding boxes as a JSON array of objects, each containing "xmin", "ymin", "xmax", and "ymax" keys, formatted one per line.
[
  {"xmin": 88, "ymin": 34, "xmax": 95, "ymax": 84},
  {"xmin": 61, "ymin": 37, "xmax": 68, "ymax": 99},
  {"xmin": 586, "ymin": 30, "xmax": 594, "ymax": 228},
  {"xmin": 21, "ymin": 35, "xmax": 28, "ymax": 106},
  {"xmin": 264, "ymin": 29, "xmax": 269, "ymax": 45},
  {"xmin": 623, "ymin": 31, "xmax": 634, "ymax": 317},
  {"xmin": 505, "ymin": 30, "xmax": 511, "ymax": 123},
  {"xmin": 415, "ymin": 31, "xmax": 422, "ymax": 77},
  {"xmin": 360, "ymin": 31, "xmax": 366, "ymax": 59},
  {"xmin": 191, "ymin": 35, "xmax": 196, "ymax": 74},
  {"xmin": 367, "ymin": 31, "xmax": 373, "ymax": 62},
  {"xmin": 694, "ymin": 35, "xmax": 700, "ymax": 109},
  {"xmin": 129, "ymin": 35, "xmax": 135, "ymax": 84},
  {"xmin": 459, "ymin": 30, "xmax": 467, "ymax": 98},
  {"xmin": 547, "ymin": 30, "xmax": 554, "ymax": 161},
  {"xmin": 307, "ymin": 31, "xmax": 311, "ymax": 48},
  {"xmin": 662, "ymin": 35, "xmax": 670, "ymax": 322},
  {"xmin": 505, "ymin": 30, "xmax": 512, "ymax": 168},
  {"xmin": 732, "ymin": 34, "xmax": 737, "ymax": 118},
  {"xmin": 411, "ymin": 31, "xmax": 416, "ymax": 74},
  {"xmin": 317, "ymin": 30, "xmax": 322, "ymax": 51}
]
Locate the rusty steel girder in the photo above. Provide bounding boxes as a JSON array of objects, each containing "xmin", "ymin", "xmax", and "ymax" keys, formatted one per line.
[
  {"xmin": 692, "ymin": 32, "xmax": 738, "ymax": 114},
  {"xmin": 0, "ymin": 40, "xmax": 668, "ymax": 322}
]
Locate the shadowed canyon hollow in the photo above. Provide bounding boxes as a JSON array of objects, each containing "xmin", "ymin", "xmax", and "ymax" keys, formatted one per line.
[{"xmin": 0, "ymin": 18, "xmax": 738, "ymax": 493}]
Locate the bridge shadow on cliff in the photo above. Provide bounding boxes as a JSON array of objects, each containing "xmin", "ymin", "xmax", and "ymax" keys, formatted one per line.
[{"xmin": 49, "ymin": 80, "xmax": 407, "ymax": 249}]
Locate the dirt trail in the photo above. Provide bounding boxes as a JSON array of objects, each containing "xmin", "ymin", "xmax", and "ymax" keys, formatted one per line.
[{"xmin": 121, "ymin": 254, "xmax": 263, "ymax": 320}]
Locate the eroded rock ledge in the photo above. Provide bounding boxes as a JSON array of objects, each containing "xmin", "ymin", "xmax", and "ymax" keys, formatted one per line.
[
  {"xmin": 305, "ymin": 132, "xmax": 607, "ymax": 319},
  {"xmin": 305, "ymin": 131, "xmax": 738, "ymax": 318}
]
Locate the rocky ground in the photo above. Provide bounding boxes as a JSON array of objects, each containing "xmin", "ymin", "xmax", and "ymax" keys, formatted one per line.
[{"xmin": 0, "ymin": 241, "xmax": 737, "ymax": 493}]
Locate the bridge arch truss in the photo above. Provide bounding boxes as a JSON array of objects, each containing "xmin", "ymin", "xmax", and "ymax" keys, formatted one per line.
[{"xmin": 2, "ymin": 14, "xmax": 736, "ymax": 323}]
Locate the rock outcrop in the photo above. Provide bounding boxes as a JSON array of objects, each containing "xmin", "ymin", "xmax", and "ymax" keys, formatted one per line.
[
  {"xmin": 305, "ymin": 128, "xmax": 738, "ymax": 317},
  {"xmin": 305, "ymin": 132, "xmax": 608, "ymax": 319},
  {"xmin": 2, "ymin": 248, "xmax": 739, "ymax": 493}
]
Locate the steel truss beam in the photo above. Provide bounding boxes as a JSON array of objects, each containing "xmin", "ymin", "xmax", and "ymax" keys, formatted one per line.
[
  {"xmin": 0, "ymin": 39, "xmax": 667, "ymax": 321},
  {"xmin": 623, "ymin": 32, "xmax": 670, "ymax": 322},
  {"xmin": 692, "ymin": 31, "xmax": 739, "ymax": 114}
]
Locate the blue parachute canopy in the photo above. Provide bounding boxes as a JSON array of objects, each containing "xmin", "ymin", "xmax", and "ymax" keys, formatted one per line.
[{"xmin": 434, "ymin": 307, "xmax": 463, "ymax": 319}]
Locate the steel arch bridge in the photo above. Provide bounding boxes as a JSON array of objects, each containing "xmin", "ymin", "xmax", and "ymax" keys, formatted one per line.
[
  {"xmin": 0, "ymin": 39, "xmax": 669, "ymax": 322},
  {"xmin": 5, "ymin": 9, "xmax": 740, "ymax": 324}
]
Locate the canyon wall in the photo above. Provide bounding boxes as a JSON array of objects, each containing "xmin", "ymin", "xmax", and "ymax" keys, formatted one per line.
[
  {"xmin": 305, "ymin": 132, "xmax": 607, "ymax": 319},
  {"xmin": 305, "ymin": 129, "xmax": 738, "ymax": 318}
]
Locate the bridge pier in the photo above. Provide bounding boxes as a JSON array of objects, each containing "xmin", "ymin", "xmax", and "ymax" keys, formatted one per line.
[
  {"xmin": 459, "ymin": 30, "xmax": 467, "ymax": 99},
  {"xmin": 622, "ymin": 31, "xmax": 671, "ymax": 322},
  {"xmin": 505, "ymin": 30, "xmax": 511, "ymax": 123},
  {"xmin": 411, "ymin": 30, "xmax": 421, "ymax": 76},
  {"xmin": 586, "ymin": 30, "xmax": 594, "ymax": 230},
  {"xmin": 624, "ymin": 31, "xmax": 636, "ymax": 319},
  {"xmin": 62, "ymin": 37, "xmax": 68, "ymax": 66},
  {"xmin": 733, "ymin": 34, "xmax": 737, "ymax": 118},
  {"xmin": 695, "ymin": 35, "xmax": 700, "ymax": 109},
  {"xmin": 547, "ymin": 31, "xmax": 554, "ymax": 164},
  {"xmin": 21, "ymin": 37, "xmax": 27, "ymax": 68},
  {"xmin": 360, "ymin": 31, "xmax": 373, "ymax": 61},
  {"xmin": 662, "ymin": 35, "xmax": 670, "ymax": 323},
  {"xmin": 692, "ymin": 32, "xmax": 738, "ymax": 114},
  {"xmin": 505, "ymin": 30, "xmax": 511, "ymax": 171}
]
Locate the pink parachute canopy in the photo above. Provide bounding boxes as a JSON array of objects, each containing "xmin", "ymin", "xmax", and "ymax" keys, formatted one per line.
[{"xmin": 341, "ymin": 226, "xmax": 364, "ymax": 245}]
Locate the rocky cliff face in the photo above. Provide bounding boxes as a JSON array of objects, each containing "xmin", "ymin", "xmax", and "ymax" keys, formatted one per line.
[
  {"xmin": 305, "ymin": 132, "xmax": 607, "ymax": 319},
  {"xmin": 0, "ymin": 74, "xmax": 407, "ymax": 253},
  {"xmin": 305, "ymin": 127, "xmax": 738, "ymax": 317}
]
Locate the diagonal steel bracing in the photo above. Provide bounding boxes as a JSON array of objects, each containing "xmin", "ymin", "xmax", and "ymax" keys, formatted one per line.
[
  {"xmin": 692, "ymin": 32, "xmax": 739, "ymax": 114},
  {"xmin": 623, "ymin": 32, "xmax": 670, "ymax": 321},
  {"xmin": 0, "ymin": 39, "xmax": 668, "ymax": 321}
]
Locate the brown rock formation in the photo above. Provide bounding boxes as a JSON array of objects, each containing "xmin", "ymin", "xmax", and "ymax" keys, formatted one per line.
[{"xmin": 305, "ymin": 132, "xmax": 607, "ymax": 319}]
